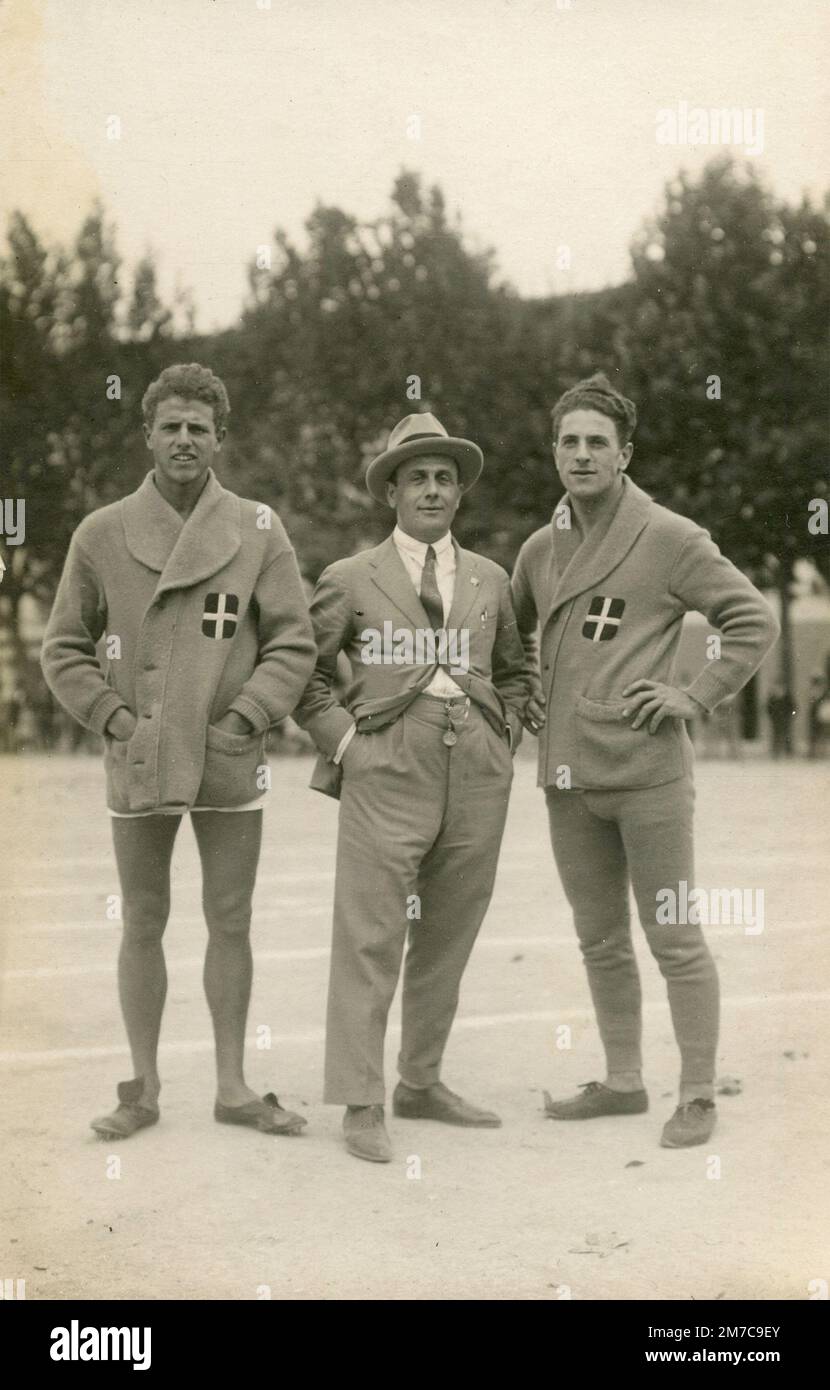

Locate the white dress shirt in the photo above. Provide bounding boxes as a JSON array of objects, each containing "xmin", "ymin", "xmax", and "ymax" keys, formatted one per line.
[
  {"xmin": 333, "ymin": 525, "xmax": 464, "ymax": 764},
  {"xmin": 391, "ymin": 526, "xmax": 464, "ymax": 700}
]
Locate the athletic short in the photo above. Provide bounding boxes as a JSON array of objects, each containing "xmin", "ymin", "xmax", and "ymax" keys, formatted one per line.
[{"xmin": 108, "ymin": 794, "xmax": 267, "ymax": 819}]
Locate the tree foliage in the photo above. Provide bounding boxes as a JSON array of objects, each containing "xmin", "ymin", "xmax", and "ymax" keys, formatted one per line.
[
  {"xmin": 623, "ymin": 157, "xmax": 828, "ymax": 589},
  {"xmin": 2, "ymin": 161, "xmax": 827, "ymax": 704}
]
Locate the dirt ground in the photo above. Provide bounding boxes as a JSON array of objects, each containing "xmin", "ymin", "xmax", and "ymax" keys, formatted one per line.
[{"xmin": 1, "ymin": 749, "xmax": 828, "ymax": 1301}]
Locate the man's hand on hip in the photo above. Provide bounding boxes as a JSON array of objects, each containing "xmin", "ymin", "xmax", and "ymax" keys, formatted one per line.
[
  {"xmin": 340, "ymin": 730, "xmax": 365, "ymax": 772},
  {"xmin": 622, "ymin": 680, "xmax": 701, "ymax": 733}
]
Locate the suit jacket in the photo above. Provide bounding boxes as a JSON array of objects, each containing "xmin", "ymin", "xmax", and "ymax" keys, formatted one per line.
[
  {"xmin": 511, "ymin": 476, "xmax": 779, "ymax": 790},
  {"xmin": 41, "ymin": 469, "xmax": 316, "ymax": 812},
  {"xmin": 295, "ymin": 535, "xmax": 528, "ymax": 797}
]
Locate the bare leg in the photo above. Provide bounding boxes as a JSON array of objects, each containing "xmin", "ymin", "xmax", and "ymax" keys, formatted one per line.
[
  {"xmin": 111, "ymin": 814, "xmax": 182, "ymax": 1106},
  {"xmin": 191, "ymin": 810, "xmax": 263, "ymax": 1107}
]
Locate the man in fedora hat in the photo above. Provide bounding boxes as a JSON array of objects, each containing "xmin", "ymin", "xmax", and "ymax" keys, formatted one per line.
[{"xmin": 295, "ymin": 412, "xmax": 528, "ymax": 1162}]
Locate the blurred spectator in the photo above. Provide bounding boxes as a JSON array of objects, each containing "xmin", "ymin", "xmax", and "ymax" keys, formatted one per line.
[
  {"xmin": 807, "ymin": 671, "xmax": 830, "ymax": 758},
  {"xmin": 700, "ymin": 693, "xmax": 742, "ymax": 759},
  {"xmin": 766, "ymin": 681, "xmax": 797, "ymax": 758},
  {"xmin": 0, "ymin": 686, "xmax": 20, "ymax": 752},
  {"xmin": 12, "ymin": 658, "xmax": 59, "ymax": 751}
]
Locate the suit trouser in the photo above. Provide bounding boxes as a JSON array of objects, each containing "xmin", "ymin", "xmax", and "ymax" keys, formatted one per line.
[
  {"xmin": 325, "ymin": 694, "xmax": 514, "ymax": 1105},
  {"xmin": 546, "ymin": 776, "xmax": 719, "ymax": 1101}
]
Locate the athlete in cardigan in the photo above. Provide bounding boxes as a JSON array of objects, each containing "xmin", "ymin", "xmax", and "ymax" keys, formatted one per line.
[
  {"xmin": 41, "ymin": 364, "xmax": 317, "ymax": 1141},
  {"xmin": 512, "ymin": 374, "xmax": 779, "ymax": 1148}
]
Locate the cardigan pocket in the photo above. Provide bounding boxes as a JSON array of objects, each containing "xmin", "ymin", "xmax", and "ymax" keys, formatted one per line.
[
  {"xmin": 197, "ymin": 724, "xmax": 266, "ymax": 807},
  {"xmin": 103, "ymin": 735, "xmax": 131, "ymax": 813},
  {"xmin": 574, "ymin": 695, "xmax": 684, "ymax": 790}
]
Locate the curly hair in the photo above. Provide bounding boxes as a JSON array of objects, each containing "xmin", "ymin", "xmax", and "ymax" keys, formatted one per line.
[
  {"xmin": 551, "ymin": 372, "xmax": 637, "ymax": 448},
  {"xmin": 141, "ymin": 363, "xmax": 231, "ymax": 431}
]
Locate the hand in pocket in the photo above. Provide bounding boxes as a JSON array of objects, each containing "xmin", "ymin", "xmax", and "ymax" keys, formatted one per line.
[
  {"xmin": 107, "ymin": 709, "xmax": 137, "ymax": 742},
  {"xmin": 341, "ymin": 730, "xmax": 365, "ymax": 774}
]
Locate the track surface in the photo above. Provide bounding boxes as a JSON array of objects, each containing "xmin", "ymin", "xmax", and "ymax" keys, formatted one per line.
[{"xmin": 2, "ymin": 750, "xmax": 828, "ymax": 1300}]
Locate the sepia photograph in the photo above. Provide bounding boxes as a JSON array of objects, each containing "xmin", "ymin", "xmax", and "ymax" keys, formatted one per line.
[{"xmin": 1, "ymin": 0, "xmax": 828, "ymax": 1347}]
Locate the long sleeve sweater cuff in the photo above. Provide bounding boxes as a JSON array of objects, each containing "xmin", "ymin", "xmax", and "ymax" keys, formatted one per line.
[
  {"xmin": 227, "ymin": 694, "xmax": 271, "ymax": 734},
  {"xmin": 89, "ymin": 689, "xmax": 131, "ymax": 737},
  {"xmin": 682, "ymin": 666, "xmax": 736, "ymax": 713}
]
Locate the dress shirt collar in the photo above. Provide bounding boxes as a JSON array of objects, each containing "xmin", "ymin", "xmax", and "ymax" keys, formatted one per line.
[{"xmin": 393, "ymin": 525, "xmax": 454, "ymax": 562}]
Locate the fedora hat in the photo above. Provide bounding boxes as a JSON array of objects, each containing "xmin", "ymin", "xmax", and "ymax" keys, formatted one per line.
[{"xmin": 365, "ymin": 412, "xmax": 483, "ymax": 503}]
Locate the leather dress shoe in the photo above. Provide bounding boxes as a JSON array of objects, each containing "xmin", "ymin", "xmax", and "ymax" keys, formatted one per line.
[
  {"xmin": 660, "ymin": 1099, "xmax": 717, "ymax": 1148},
  {"xmin": 343, "ymin": 1104, "xmax": 392, "ymax": 1162},
  {"xmin": 393, "ymin": 1080, "xmax": 502, "ymax": 1127},
  {"xmin": 544, "ymin": 1081, "xmax": 649, "ymax": 1119},
  {"xmin": 214, "ymin": 1092, "xmax": 306, "ymax": 1135},
  {"xmin": 90, "ymin": 1077, "xmax": 159, "ymax": 1140}
]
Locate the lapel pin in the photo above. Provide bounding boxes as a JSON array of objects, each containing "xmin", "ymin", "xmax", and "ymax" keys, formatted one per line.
[{"xmin": 471, "ymin": 576, "xmax": 480, "ymax": 587}]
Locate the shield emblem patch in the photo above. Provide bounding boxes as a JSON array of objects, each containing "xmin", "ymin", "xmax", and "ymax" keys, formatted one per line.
[
  {"xmin": 582, "ymin": 596, "xmax": 625, "ymax": 642},
  {"xmin": 202, "ymin": 592, "xmax": 239, "ymax": 639}
]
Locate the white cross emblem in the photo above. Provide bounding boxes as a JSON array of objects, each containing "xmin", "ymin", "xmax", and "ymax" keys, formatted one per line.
[
  {"xmin": 202, "ymin": 592, "xmax": 239, "ymax": 639},
  {"xmin": 582, "ymin": 595, "xmax": 625, "ymax": 643}
]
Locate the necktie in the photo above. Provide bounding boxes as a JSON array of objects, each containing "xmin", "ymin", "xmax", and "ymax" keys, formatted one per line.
[{"xmin": 420, "ymin": 545, "xmax": 445, "ymax": 630}]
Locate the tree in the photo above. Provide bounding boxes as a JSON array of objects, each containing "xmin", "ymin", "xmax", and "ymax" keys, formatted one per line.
[
  {"xmin": 127, "ymin": 255, "xmax": 174, "ymax": 342},
  {"xmin": 622, "ymin": 157, "xmax": 829, "ymax": 688},
  {"xmin": 0, "ymin": 208, "xmax": 179, "ymax": 707},
  {"xmin": 4, "ymin": 166, "xmax": 826, "ymax": 718},
  {"xmin": 228, "ymin": 170, "xmax": 533, "ymax": 573},
  {"xmin": 0, "ymin": 212, "xmax": 68, "ymax": 679}
]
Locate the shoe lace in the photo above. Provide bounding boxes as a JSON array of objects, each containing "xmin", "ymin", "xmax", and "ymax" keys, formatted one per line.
[
  {"xmin": 675, "ymin": 1099, "xmax": 714, "ymax": 1117},
  {"xmin": 579, "ymin": 1081, "xmax": 605, "ymax": 1095}
]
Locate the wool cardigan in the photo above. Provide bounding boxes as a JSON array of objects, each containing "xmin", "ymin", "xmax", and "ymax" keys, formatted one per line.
[
  {"xmin": 41, "ymin": 469, "xmax": 316, "ymax": 813},
  {"xmin": 512, "ymin": 476, "xmax": 780, "ymax": 791}
]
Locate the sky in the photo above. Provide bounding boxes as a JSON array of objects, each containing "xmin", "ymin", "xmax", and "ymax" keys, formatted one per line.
[{"xmin": 2, "ymin": 0, "xmax": 828, "ymax": 330}]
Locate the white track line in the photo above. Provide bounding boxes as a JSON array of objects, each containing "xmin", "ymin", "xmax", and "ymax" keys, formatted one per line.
[
  {"xmin": 34, "ymin": 848, "xmax": 338, "ymax": 870},
  {"xmin": 20, "ymin": 905, "xmax": 331, "ymax": 933},
  {"xmin": 6, "ymin": 857, "xmax": 550, "ymax": 898},
  {"xmin": 10, "ymin": 913, "xmax": 823, "ymax": 939},
  {"xmin": 2, "ymin": 937, "xmax": 578, "ymax": 978},
  {"xmin": 2, "ymin": 921, "xmax": 822, "ymax": 980},
  {"xmin": 6, "ymin": 870, "xmax": 336, "ymax": 898},
  {"xmin": 1, "ymin": 989, "xmax": 827, "ymax": 1068},
  {"xmin": 2, "ymin": 945, "xmax": 332, "ymax": 978}
]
